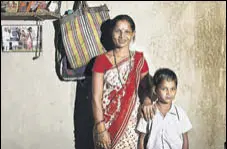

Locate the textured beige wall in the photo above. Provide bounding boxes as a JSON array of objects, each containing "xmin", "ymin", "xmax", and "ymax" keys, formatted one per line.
[{"xmin": 1, "ymin": 1, "xmax": 226, "ymax": 149}]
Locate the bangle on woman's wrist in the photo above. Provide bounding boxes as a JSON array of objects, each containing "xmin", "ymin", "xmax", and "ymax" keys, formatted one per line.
[
  {"xmin": 95, "ymin": 119, "xmax": 105, "ymax": 127},
  {"xmin": 96, "ymin": 128, "xmax": 107, "ymax": 135}
]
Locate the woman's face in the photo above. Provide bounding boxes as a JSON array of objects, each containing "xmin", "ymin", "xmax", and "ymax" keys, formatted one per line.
[{"xmin": 112, "ymin": 20, "xmax": 135, "ymax": 49}]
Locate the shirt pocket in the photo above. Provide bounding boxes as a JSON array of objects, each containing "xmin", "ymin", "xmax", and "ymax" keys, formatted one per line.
[{"xmin": 165, "ymin": 120, "xmax": 183, "ymax": 143}]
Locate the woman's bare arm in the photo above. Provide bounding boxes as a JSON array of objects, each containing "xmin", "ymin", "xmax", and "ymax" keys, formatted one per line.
[
  {"xmin": 92, "ymin": 71, "xmax": 111, "ymax": 149},
  {"xmin": 139, "ymin": 72, "xmax": 156, "ymax": 120},
  {"xmin": 141, "ymin": 71, "xmax": 148, "ymax": 80},
  {"xmin": 92, "ymin": 71, "xmax": 105, "ymax": 131}
]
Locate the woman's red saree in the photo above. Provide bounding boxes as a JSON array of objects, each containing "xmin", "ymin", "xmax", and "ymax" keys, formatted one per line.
[{"xmin": 99, "ymin": 51, "xmax": 146, "ymax": 148}]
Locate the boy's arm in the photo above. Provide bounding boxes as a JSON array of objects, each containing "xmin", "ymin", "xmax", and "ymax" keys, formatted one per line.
[
  {"xmin": 178, "ymin": 106, "xmax": 192, "ymax": 149},
  {"xmin": 182, "ymin": 132, "xmax": 189, "ymax": 149},
  {"xmin": 138, "ymin": 133, "xmax": 146, "ymax": 149},
  {"xmin": 136, "ymin": 117, "xmax": 149, "ymax": 149}
]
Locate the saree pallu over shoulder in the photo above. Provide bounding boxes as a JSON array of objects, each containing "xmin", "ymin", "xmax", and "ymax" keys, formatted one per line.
[{"xmin": 102, "ymin": 51, "xmax": 145, "ymax": 148}]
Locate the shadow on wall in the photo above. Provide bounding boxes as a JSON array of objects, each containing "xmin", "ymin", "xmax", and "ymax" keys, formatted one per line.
[
  {"xmin": 73, "ymin": 19, "xmax": 114, "ymax": 149},
  {"xmin": 1, "ymin": 139, "xmax": 23, "ymax": 149}
]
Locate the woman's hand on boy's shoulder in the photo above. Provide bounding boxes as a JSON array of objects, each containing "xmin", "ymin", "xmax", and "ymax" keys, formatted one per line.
[{"xmin": 140, "ymin": 97, "xmax": 156, "ymax": 121}]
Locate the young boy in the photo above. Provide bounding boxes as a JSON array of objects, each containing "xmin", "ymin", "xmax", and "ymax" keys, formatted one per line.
[{"xmin": 137, "ymin": 68, "xmax": 192, "ymax": 149}]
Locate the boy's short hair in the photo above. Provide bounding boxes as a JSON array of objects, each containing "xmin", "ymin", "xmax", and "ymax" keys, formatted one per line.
[{"xmin": 153, "ymin": 68, "xmax": 178, "ymax": 87}]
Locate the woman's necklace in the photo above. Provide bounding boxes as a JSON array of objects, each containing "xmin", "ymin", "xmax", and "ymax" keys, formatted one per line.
[{"xmin": 113, "ymin": 50, "xmax": 132, "ymax": 86}]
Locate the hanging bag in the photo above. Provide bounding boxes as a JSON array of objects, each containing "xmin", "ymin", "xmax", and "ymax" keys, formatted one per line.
[
  {"xmin": 60, "ymin": 1, "xmax": 109, "ymax": 70},
  {"xmin": 53, "ymin": 1, "xmax": 110, "ymax": 81}
]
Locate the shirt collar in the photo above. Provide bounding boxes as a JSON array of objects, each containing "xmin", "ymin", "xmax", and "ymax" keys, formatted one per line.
[
  {"xmin": 156, "ymin": 103, "xmax": 177, "ymax": 116},
  {"xmin": 168, "ymin": 103, "xmax": 177, "ymax": 116}
]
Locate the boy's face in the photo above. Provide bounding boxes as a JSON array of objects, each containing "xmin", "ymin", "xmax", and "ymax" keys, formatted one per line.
[{"xmin": 156, "ymin": 80, "xmax": 177, "ymax": 104}]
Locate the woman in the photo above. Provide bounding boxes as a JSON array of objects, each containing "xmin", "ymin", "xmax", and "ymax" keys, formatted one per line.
[
  {"xmin": 92, "ymin": 14, "xmax": 153, "ymax": 149},
  {"xmin": 26, "ymin": 27, "xmax": 33, "ymax": 50}
]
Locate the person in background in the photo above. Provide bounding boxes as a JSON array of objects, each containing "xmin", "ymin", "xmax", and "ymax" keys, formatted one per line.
[
  {"xmin": 26, "ymin": 27, "xmax": 33, "ymax": 50},
  {"xmin": 19, "ymin": 29, "xmax": 27, "ymax": 49},
  {"xmin": 2, "ymin": 27, "xmax": 10, "ymax": 51}
]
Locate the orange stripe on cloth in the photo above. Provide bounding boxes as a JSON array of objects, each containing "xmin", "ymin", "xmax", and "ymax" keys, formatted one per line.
[
  {"xmin": 87, "ymin": 13, "xmax": 104, "ymax": 55},
  {"xmin": 95, "ymin": 12, "xmax": 103, "ymax": 27},
  {"xmin": 65, "ymin": 22, "xmax": 82, "ymax": 68},
  {"xmin": 62, "ymin": 24, "xmax": 77, "ymax": 68},
  {"xmin": 74, "ymin": 18, "xmax": 90, "ymax": 64}
]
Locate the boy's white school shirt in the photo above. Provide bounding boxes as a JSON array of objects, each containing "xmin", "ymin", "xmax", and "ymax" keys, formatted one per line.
[{"xmin": 136, "ymin": 103, "xmax": 192, "ymax": 149}]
